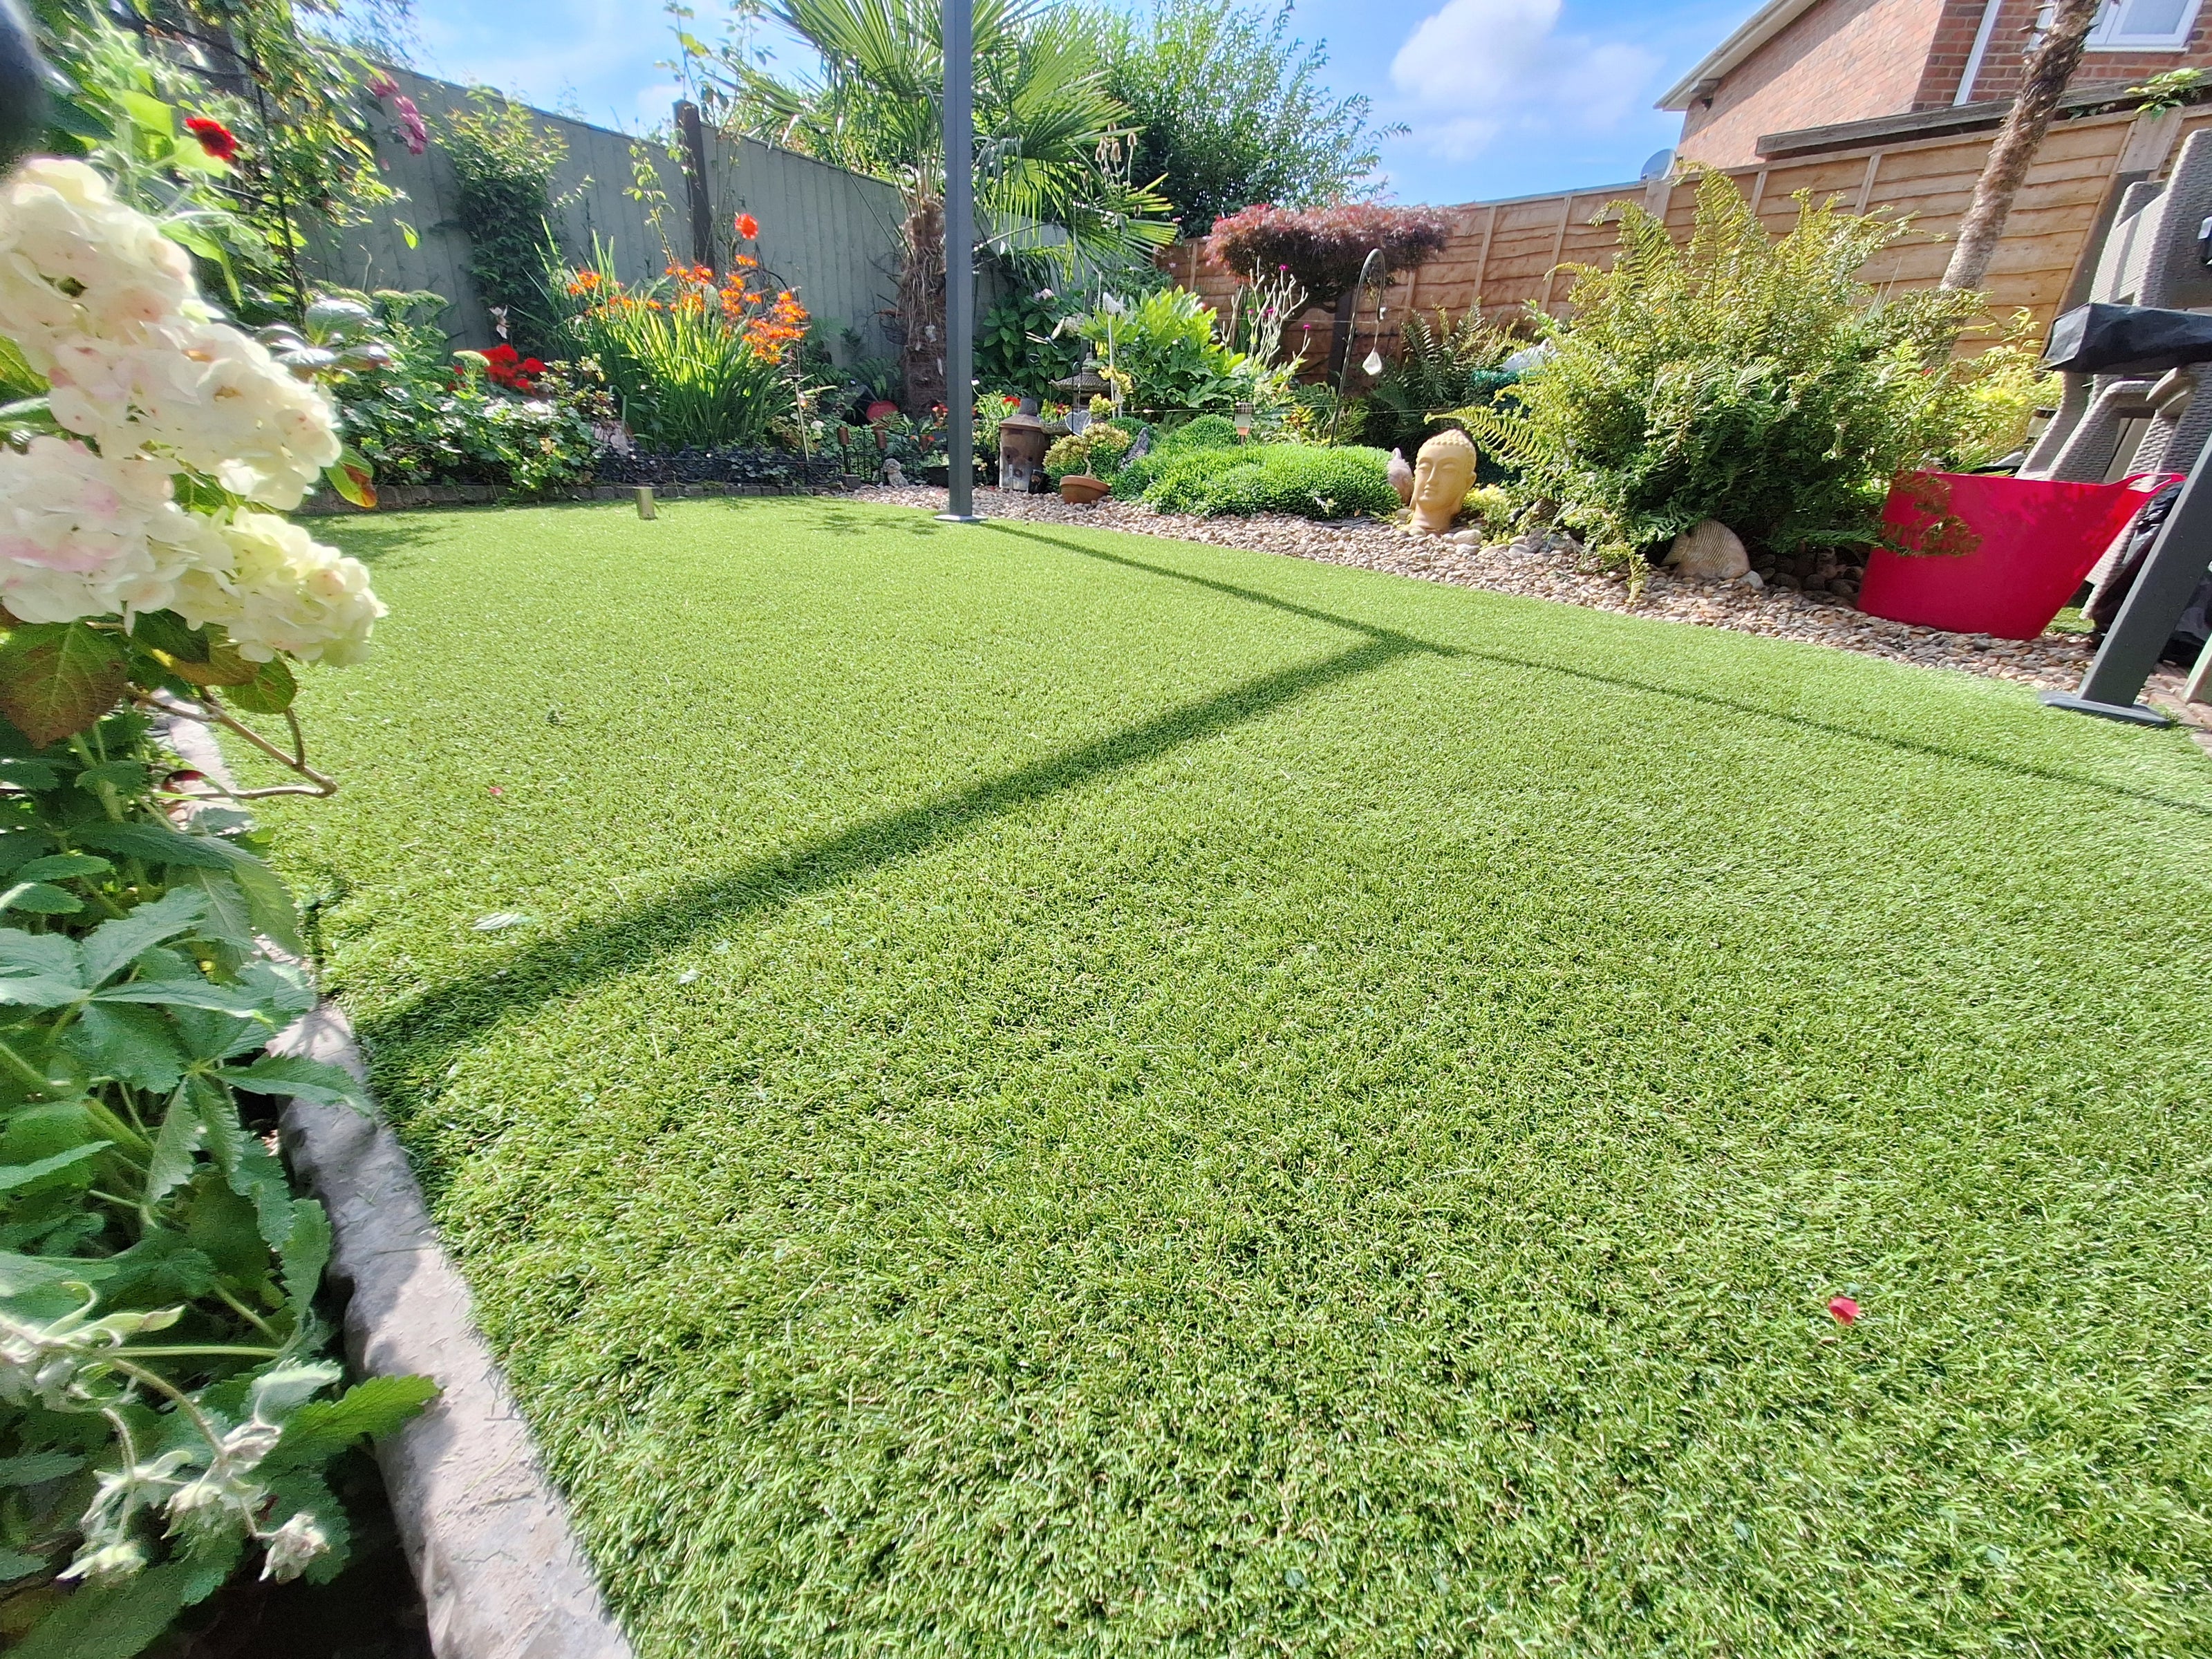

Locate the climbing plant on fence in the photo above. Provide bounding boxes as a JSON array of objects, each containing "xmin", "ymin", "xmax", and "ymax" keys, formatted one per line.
[{"xmin": 439, "ymin": 89, "xmax": 568, "ymax": 353}]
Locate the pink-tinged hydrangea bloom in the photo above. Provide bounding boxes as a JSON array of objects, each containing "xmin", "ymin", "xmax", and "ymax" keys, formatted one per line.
[{"xmin": 0, "ymin": 438, "xmax": 216, "ymax": 623}]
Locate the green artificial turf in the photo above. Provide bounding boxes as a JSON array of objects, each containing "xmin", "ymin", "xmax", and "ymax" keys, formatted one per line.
[{"xmin": 259, "ymin": 498, "xmax": 2212, "ymax": 1656}]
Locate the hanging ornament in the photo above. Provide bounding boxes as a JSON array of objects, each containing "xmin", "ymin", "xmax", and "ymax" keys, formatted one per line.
[{"xmin": 1362, "ymin": 348, "xmax": 1385, "ymax": 377}]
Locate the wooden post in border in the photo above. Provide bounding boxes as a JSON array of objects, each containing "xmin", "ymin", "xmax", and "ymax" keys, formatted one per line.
[{"xmin": 675, "ymin": 100, "xmax": 715, "ymax": 273}]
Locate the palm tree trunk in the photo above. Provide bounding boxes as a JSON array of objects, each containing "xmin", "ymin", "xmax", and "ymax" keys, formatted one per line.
[
  {"xmin": 900, "ymin": 192, "xmax": 948, "ymax": 413},
  {"xmin": 1942, "ymin": 0, "xmax": 2102, "ymax": 292}
]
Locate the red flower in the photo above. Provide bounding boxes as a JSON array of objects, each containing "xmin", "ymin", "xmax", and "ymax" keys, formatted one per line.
[
  {"xmin": 733, "ymin": 212, "xmax": 758, "ymax": 240},
  {"xmin": 392, "ymin": 93, "xmax": 428, "ymax": 156},
  {"xmin": 367, "ymin": 71, "xmax": 400, "ymax": 98},
  {"xmin": 1828, "ymin": 1296, "xmax": 1859, "ymax": 1326},
  {"xmin": 185, "ymin": 116, "xmax": 238, "ymax": 163}
]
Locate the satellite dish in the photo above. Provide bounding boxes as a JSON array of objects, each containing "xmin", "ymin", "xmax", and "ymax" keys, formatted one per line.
[{"xmin": 1640, "ymin": 147, "xmax": 1676, "ymax": 181}]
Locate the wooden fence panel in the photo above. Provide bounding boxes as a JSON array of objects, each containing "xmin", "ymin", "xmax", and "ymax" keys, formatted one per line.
[
  {"xmin": 300, "ymin": 71, "xmax": 904, "ymax": 359},
  {"xmin": 1161, "ymin": 102, "xmax": 2200, "ymax": 364}
]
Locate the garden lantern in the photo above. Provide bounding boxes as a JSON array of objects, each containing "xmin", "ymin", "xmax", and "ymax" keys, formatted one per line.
[
  {"xmin": 1053, "ymin": 359, "xmax": 1111, "ymax": 411},
  {"xmin": 998, "ymin": 397, "xmax": 1049, "ymax": 493},
  {"xmin": 1234, "ymin": 401, "xmax": 1253, "ymax": 438}
]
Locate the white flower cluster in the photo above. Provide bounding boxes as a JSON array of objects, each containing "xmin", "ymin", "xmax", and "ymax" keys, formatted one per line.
[{"xmin": 0, "ymin": 160, "xmax": 382, "ymax": 663}]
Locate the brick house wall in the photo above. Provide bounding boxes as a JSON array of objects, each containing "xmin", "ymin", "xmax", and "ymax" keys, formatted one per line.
[
  {"xmin": 1674, "ymin": 0, "xmax": 2212, "ymax": 168},
  {"xmin": 1678, "ymin": 0, "xmax": 1951, "ymax": 166},
  {"xmin": 1929, "ymin": 0, "xmax": 2212, "ymax": 106}
]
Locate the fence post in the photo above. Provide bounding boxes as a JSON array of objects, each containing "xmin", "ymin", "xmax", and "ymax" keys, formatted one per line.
[{"xmin": 676, "ymin": 100, "xmax": 715, "ymax": 272}]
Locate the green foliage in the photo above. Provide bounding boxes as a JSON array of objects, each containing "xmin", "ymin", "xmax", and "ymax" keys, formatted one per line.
[
  {"xmin": 1134, "ymin": 438, "xmax": 1397, "ymax": 517},
  {"xmin": 2126, "ymin": 66, "xmax": 2206, "ymax": 113},
  {"xmin": 1091, "ymin": 0, "xmax": 1389, "ymax": 226},
  {"xmin": 702, "ymin": 0, "xmax": 1176, "ymax": 272},
  {"xmin": 1456, "ymin": 171, "xmax": 1989, "ymax": 564},
  {"xmin": 547, "ymin": 245, "xmax": 800, "ymax": 451},
  {"xmin": 976, "ymin": 288, "xmax": 1082, "ymax": 402},
  {"xmin": 1042, "ymin": 422, "xmax": 1132, "ymax": 480},
  {"xmin": 1949, "ymin": 310, "xmax": 2063, "ymax": 470},
  {"xmin": 1076, "ymin": 288, "xmax": 1288, "ymax": 416},
  {"xmin": 0, "ymin": 709, "xmax": 430, "ymax": 1653},
  {"xmin": 31, "ymin": 0, "xmax": 398, "ymax": 315},
  {"xmin": 282, "ymin": 499, "xmax": 2212, "ymax": 1657},
  {"xmin": 438, "ymin": 91, "xmax": 567, "ymax": 355},
  {"xmin": 1362, "ymin": 308, "xmax": 1522, "ymax": 459},
  {"xmin": 329, "ymin": 293, "xmax": 612, "ymax": 494}
]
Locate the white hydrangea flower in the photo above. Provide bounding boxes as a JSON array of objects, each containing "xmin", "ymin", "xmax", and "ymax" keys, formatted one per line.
[
  {"xmin": 41, "ymin": 320, "xmax": 341, "ymax": 512},
  {"xmin": 0, "ymin": 159, "xmax": 199, "ymax": 372},
  {"xmin": 0, "ymin": 436, "xmax": 218, "ymax": 624},
  {"xmin": 174, "ymin": 510, "xmax": 386, "ymax": 665},
  {"xmin": 0, "ymin": 159, "xmax": 340, "ymax": 512}
]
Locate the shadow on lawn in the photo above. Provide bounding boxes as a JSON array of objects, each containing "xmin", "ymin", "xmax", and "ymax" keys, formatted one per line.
[
  {"xmin": 989, "ymin": 525, "xmax": 2212, "ymax": 822},
  {"xmin": 357, "ymin": 606, "xmax": 1453, "ymax": 1078},
  {"xmin": 355, "ymin": 520, "xmax": 2211, "ymax": 1085}
]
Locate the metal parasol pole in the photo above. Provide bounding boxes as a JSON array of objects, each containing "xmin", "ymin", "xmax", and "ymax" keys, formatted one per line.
[{"xmin": 936, "ymin": 0, "xmax": 980, "ymax": 523}]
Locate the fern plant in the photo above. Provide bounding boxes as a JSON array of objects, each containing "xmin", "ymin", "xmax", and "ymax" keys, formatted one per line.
[
  {"xmin": 1456, "ymin": 171, "xmax": 1989, "ymax": 566},
  {"xmin": 1365, "ymin": 306, "xmax": 1521, "ymax": 458}
]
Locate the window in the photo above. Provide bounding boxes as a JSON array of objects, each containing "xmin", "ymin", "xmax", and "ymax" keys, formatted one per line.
[{"xmin": 2086, "ymin": 0, "xmax": 2203, "ymax": 48}]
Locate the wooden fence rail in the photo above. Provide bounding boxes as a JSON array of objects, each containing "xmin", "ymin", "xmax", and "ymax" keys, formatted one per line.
[{"xmin": 1165, "ymin": 102, "xmax": 2212, "ymax": 365}]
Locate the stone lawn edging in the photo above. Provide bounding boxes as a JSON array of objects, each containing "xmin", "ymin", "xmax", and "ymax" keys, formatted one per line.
[
  {"xmin": 166, "ymin": 720, "xmax": 636, "ymax": 1659},
  {"xmin": 298, "ymin": 478, "xmax": 876, "ymax": 514}
]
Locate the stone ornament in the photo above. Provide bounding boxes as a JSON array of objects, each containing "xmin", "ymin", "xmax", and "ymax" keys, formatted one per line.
[
  {"xmin": 1665, "ymin": 518, "xmax": 1750, "ymax": 581},
  {"xmin": 1408, "ymin": 428, "xmax": 1477, "ymax": 535}
]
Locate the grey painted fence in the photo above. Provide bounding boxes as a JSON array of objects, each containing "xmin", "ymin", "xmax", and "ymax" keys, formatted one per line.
[{"xmin": 300, "ymin": 71, "xmax": 906, "ymax": 362}]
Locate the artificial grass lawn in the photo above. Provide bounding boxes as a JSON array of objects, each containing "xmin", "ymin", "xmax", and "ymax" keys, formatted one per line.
[{"xmin": 263, "ymin": 499, "xmax": 2211, "ymax": 1656}]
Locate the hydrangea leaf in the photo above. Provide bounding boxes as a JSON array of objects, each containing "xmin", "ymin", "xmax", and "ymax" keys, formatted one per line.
[{"xmin": 0, "ymin": 624, "xmax": 129, "ymax": 749}]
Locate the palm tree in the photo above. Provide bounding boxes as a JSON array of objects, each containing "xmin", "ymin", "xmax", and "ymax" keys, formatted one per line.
[
  {"xmin": 708, "ymin": 0, "xmax": 1176, "ymax": 409},
  {"xmin": 1942, "ymin": 0, "xmax": 2102, "ymax": 292}
]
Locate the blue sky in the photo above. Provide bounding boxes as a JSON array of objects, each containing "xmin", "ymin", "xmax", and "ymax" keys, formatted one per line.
[{"xmin": 402, "ymin": 0, "xmax": 1754, "ymax": 206}]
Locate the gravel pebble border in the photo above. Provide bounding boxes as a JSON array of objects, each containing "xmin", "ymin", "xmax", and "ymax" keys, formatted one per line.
[{"xmin": 847, "ymin": 485, "xmax": 2211, "ymax": 746}]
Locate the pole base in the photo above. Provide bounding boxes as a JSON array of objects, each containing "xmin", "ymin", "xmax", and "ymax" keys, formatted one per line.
[
  {"xmin": 933, "ymin": 512, "xmax": 984, "ymax": 525},
  {"xmin": 2039, "ymin": 690, "xmax": 2173, "ymax": 727}
]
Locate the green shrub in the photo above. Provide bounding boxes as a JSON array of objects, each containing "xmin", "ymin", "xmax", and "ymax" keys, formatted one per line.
[
  {"xmin": 1044, "ymin": 422, "xmax": 1134, "ymax": 480},
  {"xmin": 1074, "ymin": 289, "xmax": 1291, "ymax": 417},
  {"xmin": 439, "ymin": 91, "xmax": 568, "ymax": 356},
  {"xmin": 977, "ymin": 287, "xmax": 1082, "ymax": 401},
  {"xmin": 330, "ymin": 292, "xmax": 612, "ymax": 494},
  {"xmin": 1136, "ymin": 442, "xmax": 1398, "ymax": 518},
  {"xmin": 1112, "ymin": 413, "xmax": 1239, "ymax": 496},
  {"xmin": 1456, "ymin": 170, "xmax": 1989, "ymax": 564},
  {"xmin": 1159, "ymin": 413, "xmax": 1241, "ymax": 451}
]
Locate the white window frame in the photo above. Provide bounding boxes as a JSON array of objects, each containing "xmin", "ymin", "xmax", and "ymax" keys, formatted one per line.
[{"xmin": 2084, "ymin": 0, "xmax": 2204, "ymax": 50}]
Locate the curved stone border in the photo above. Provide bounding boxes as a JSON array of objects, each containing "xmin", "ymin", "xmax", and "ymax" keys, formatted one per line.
[{"xmin": 167, "ymin": 721, "xmax": 633, "ymax": 1659}]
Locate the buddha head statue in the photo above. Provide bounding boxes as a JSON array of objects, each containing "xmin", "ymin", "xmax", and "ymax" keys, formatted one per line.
[{"xmin": 1408, "ymin": 427, "xmax": 1477, "ymax": 536}]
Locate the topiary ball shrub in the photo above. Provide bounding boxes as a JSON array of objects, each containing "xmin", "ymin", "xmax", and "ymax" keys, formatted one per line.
[
  {"xmin": 1159, "ymin": 413, "xmax": 1241, "ymax": 452},
  {"xmin": 1114, "ymin": 413, "xmax": 1244, "ymax": 497},
  {"xmin": 1138, "ymin": 442, "xmax": 1398, "ymax": 519}
]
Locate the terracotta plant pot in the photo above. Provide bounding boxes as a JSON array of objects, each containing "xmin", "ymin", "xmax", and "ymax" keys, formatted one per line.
[{"xmin": 1060, "ymin": 474, "xmax": 1109, "ymax": 505}]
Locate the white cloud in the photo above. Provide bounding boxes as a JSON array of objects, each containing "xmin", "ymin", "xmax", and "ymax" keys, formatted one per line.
[{"xmin": 1389, "ymin": 0, "xmax": 1659, "ymax": 160}]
